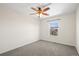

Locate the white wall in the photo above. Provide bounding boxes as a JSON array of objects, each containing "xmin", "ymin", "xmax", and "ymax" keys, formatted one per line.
[
  {"xmin": 40, "ymin": 13, "xmax": 76, "ymax": 46},
  {"xmin": 76, "ymin": 6, "xmax": 79, "ymax": 54},
  {"xmin": 0, "ymin": 5, "xmax": 40, "ymax": 54}
]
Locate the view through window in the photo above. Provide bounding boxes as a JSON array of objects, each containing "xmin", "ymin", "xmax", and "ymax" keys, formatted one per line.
[{"xmin": 49, "ymin": 20, "xmax": 59, "ymax": 36}]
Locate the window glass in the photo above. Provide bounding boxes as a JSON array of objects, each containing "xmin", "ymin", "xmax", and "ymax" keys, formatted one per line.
[
  {"xmin": 50, "ymin": 20, "xmax": 59, "ymax": 28},
  {"xmin": 49, "ymin": 20, "xmax": 59, "ymax": 36}
]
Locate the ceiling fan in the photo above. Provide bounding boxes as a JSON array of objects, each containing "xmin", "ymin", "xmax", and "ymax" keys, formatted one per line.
[{"xmin": 30, "ymin": 3, "xmax": 51, "ymax": 17}]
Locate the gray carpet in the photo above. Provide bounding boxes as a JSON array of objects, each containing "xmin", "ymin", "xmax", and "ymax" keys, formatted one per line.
[{"xmin": 0, "ymin": 40, "xmax": 78, "ymax": 56}]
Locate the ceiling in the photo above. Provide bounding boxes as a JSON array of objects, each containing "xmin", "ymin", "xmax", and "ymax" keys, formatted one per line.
[{"xmin": 0, "ymin": 3, "xmax": 79, "ymax": 18}]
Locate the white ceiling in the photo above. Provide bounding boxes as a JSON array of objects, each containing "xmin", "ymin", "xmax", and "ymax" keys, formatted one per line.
[{"xmin": 0, "ymin": 3, "xmax": 79, "ymax": 18}]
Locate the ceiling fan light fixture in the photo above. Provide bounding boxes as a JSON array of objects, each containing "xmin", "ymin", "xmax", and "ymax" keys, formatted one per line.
[{"xmin": 30, "ymin": 3, "xmax": 51, "ymax": 17}]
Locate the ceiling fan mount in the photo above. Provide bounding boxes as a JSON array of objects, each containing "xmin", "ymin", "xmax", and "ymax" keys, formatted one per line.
[{"xmin": 30, "ymin": 3, "xmax": 51, "ymax": 17}]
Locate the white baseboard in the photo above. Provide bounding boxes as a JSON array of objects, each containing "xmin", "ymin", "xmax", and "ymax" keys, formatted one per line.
[
  {"xmin": 0, "ymin": 39, "xmax": 39, "ymax": 54},
  {"xmin": 75, "ymin": 46, "xmax": 79, "ymax": 55},
  {"xmin": 40, "ymin": 39, "xmax": 75, "ymax": 47}
]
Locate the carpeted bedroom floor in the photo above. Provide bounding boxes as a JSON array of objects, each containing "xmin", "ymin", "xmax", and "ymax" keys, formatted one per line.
[{"xmin": 0, "ymin": 40, "xmax": 78, "ymax": 56}]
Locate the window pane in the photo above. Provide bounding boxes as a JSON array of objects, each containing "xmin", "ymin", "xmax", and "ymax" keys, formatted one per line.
[
  {"xmin": 50, "ymin": 20, "xmax": 59, "ymax": 28},
  {"xmin": 49, "ymin": 20, "xmax": 59, "ymax": 36}
]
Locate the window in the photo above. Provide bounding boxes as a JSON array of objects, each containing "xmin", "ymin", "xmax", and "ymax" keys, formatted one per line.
[{"xmin": 49, "ymin": 20, "xmax": 59, "ymax": 36}]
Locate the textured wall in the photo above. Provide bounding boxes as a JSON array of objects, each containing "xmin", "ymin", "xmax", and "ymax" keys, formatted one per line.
[
  {"xmin": 0, "ymin": 5, "xmax": 40, "ymax": 54},
  {"xmin": 40, "ymin": 13, "xmax": 76, "ymax": 46}
]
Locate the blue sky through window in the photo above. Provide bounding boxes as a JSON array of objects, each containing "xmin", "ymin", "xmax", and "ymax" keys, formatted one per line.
[{"xmin": 50, "ymin": 20, "xmax": 59, "ymax": 28}]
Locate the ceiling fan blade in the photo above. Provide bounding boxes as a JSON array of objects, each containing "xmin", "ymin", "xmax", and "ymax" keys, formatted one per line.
[
  {"xmin": 31, "ymin": 7, "xmax": 37, "ymax": 11},
  {"xmin": 43, "ymin": 7, "xmax": 50, "ymax": 12},
  {"xmin": 42, "ymin": 13, "xmax": 49, "ymax": 16}
]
